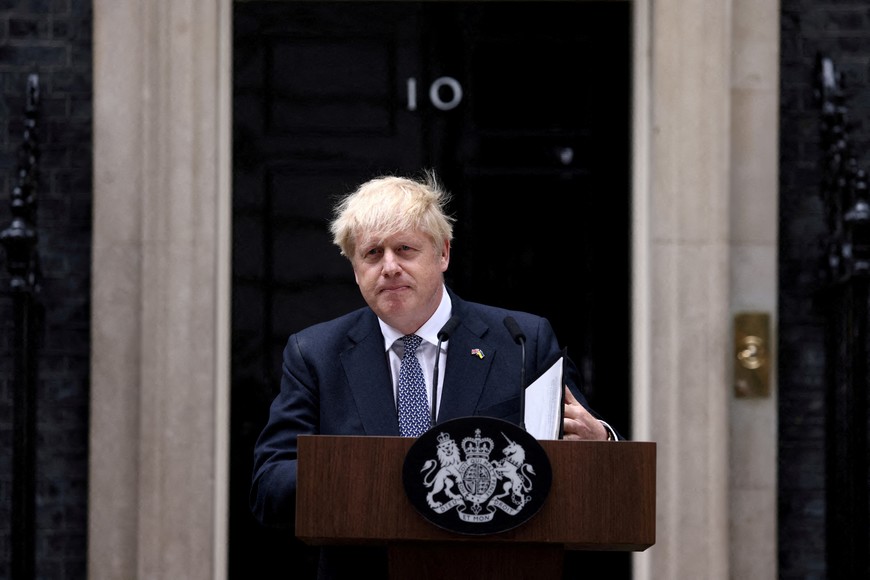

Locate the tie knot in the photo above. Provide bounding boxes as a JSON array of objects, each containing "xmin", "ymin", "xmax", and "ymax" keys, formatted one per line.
[{"xmin": 402, "ymin": 334, "xmax": 422, "ymax": 356}]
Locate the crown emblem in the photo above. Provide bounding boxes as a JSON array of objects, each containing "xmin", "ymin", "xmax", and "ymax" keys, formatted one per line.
[{"xmin": 461, "ymin": 429, "xmax": 494, "ymax": 460}]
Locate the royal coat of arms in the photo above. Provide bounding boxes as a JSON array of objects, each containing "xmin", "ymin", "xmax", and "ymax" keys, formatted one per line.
[{"xmin": 403, "ymin": 416, "xmax": 552, "ymax": 535}]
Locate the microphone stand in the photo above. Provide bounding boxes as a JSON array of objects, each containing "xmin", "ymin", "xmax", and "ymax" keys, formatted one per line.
[
  {"xmin": 517, "ymin": 335, "xmax": 526, "ymax": 431},
  {"xmin": 432, "ymin": 336, "xmax": 444, "ymax": 427},
  {"xmin": 503, "ymin": 316, "xmax": 527, "ymax": 431},
  {"xmin": 431, "ymin": 316, "xmax": 460, "ymax": 427}
]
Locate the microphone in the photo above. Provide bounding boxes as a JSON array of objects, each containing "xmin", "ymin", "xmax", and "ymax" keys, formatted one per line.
[
  {"xmin": 431, "ymin": 316, "xmax": 461, "ymax": 427},
  {"xmin": 503, "ymin": 316, "xmax": 527, "ymax": 431}
]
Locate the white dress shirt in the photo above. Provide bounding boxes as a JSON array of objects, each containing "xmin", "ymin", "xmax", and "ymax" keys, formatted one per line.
[{"xmin": 379, "ymin": 286, "xmax": 452, "ymax": 419}]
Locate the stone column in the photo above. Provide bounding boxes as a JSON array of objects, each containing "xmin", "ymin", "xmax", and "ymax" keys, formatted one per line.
[
  {"xmin": 632, "ymin": 0, "xmax": 734, "ymax": 578},
  {"xmin": 728, "ymin": 0, "xmax": 779, "ymax": 577},
  {"xmin": 89, "ymin": 1, "xmax": 231, "ymax": 579}
]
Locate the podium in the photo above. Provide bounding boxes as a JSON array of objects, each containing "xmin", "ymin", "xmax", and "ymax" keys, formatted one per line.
[{"xmin": 296, "ymin": 435, "xmax": 655, "ymax": 580}]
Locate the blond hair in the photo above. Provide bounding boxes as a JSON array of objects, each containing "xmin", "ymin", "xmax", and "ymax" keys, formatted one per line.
[{"xmin": 330, "ymin": 170, "xmax": 455, "ymax": 258}]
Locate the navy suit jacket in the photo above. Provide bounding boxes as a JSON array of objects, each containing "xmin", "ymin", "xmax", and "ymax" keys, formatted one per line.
[{"xmin": 250, "ymin": 289, "xmax": 600, "ymax": 529}]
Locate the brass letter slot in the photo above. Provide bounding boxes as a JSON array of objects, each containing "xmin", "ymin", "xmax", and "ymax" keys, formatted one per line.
[{"xmin": 734, "ymin": 312, "xmax": 771, "ymax": 398}]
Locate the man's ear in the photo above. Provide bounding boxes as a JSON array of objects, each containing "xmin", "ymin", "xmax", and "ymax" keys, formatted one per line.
[{"xmin": 440, "ymin": 240, "xmax": 450, "ymax": 271}]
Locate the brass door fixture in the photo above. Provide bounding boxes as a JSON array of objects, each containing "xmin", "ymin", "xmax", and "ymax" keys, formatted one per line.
[{"xmin": 734, "ymin": 312, "xmax": 771, "ymax": 398}]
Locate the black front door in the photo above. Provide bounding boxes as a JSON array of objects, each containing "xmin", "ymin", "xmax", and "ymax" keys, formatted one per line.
[{"xmin": 231, "ymin": 2, "xmax": 631, "ymax": 578}]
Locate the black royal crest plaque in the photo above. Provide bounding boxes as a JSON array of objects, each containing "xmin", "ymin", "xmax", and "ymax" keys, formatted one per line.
[{"xmin": 402, "ymin": 416, "xmax": 552, "ymax": 535}]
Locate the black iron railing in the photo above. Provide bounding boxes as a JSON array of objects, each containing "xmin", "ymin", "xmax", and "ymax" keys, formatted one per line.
[
  {"xmin": 814, "ymin": 54, "xmax": 870, "ymax": 580},
  {"xmin": 0, "ymin": 73, "xmax": 41, "ymax": 580}
]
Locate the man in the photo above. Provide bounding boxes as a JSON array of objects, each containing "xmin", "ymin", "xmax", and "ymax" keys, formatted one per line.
[{"xmin": 250, "ymin": 171, "xmax": 619, "ymax": 578}]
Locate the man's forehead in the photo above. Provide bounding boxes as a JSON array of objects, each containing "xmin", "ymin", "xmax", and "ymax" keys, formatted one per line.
[{"xmin": 357, "ymin": 229, "xmax": 429, "ymax": 247}]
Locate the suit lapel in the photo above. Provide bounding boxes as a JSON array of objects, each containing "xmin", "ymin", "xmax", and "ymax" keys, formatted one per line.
[
  {"xmin": 337, "ymin": 292, "xmax": 500, "ymax": 433},
  {"xmin": 340, "ymin": 314, "xmax": 400, "ymax": 436},
  {"xmin": 437, "ymin": 314, "xmax": 496, "ymax": 423}
]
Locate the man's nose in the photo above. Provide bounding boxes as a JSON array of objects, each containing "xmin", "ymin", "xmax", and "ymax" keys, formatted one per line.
[{"xmin": 381, "ymin": 250, "xmax": 401, "ymax": 274}]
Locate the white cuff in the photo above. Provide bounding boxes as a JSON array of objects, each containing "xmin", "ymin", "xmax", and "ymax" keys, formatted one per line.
[{"xmin": 599, "ymin": 420, "xmax": 618, "ymax": 441}]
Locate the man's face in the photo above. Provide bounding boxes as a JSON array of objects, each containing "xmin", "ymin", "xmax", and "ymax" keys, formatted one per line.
[{"xmin": 351, "ymin": 229, "xmax": 450, "ymax": 334}]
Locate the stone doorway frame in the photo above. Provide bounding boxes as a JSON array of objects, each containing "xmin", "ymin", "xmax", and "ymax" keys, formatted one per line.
[{"xmin": 89, "ymin": 1, "xmax": 778, "ymax": 579}]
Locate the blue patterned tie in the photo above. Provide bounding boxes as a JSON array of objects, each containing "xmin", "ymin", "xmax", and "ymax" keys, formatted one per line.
[{"xmin": 397, "ymin": 334, "xmax": 430, "ymax": 437}]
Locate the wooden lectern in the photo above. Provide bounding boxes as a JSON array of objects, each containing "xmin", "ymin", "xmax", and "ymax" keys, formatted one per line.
[{"xmin": 296, "ymin": 435, "xmax": 655, "ymax": 580}]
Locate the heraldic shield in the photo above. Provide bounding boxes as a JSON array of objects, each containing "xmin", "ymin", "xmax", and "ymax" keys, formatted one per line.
[{"xmin": 402, "ymin": 416, "xmax": 553, "ymax": 535}]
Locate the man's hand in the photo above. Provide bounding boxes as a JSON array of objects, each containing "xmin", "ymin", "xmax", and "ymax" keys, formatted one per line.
[{"xmin": 562, "ymin": 386, "xmax": 609, "ymax": 441}]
